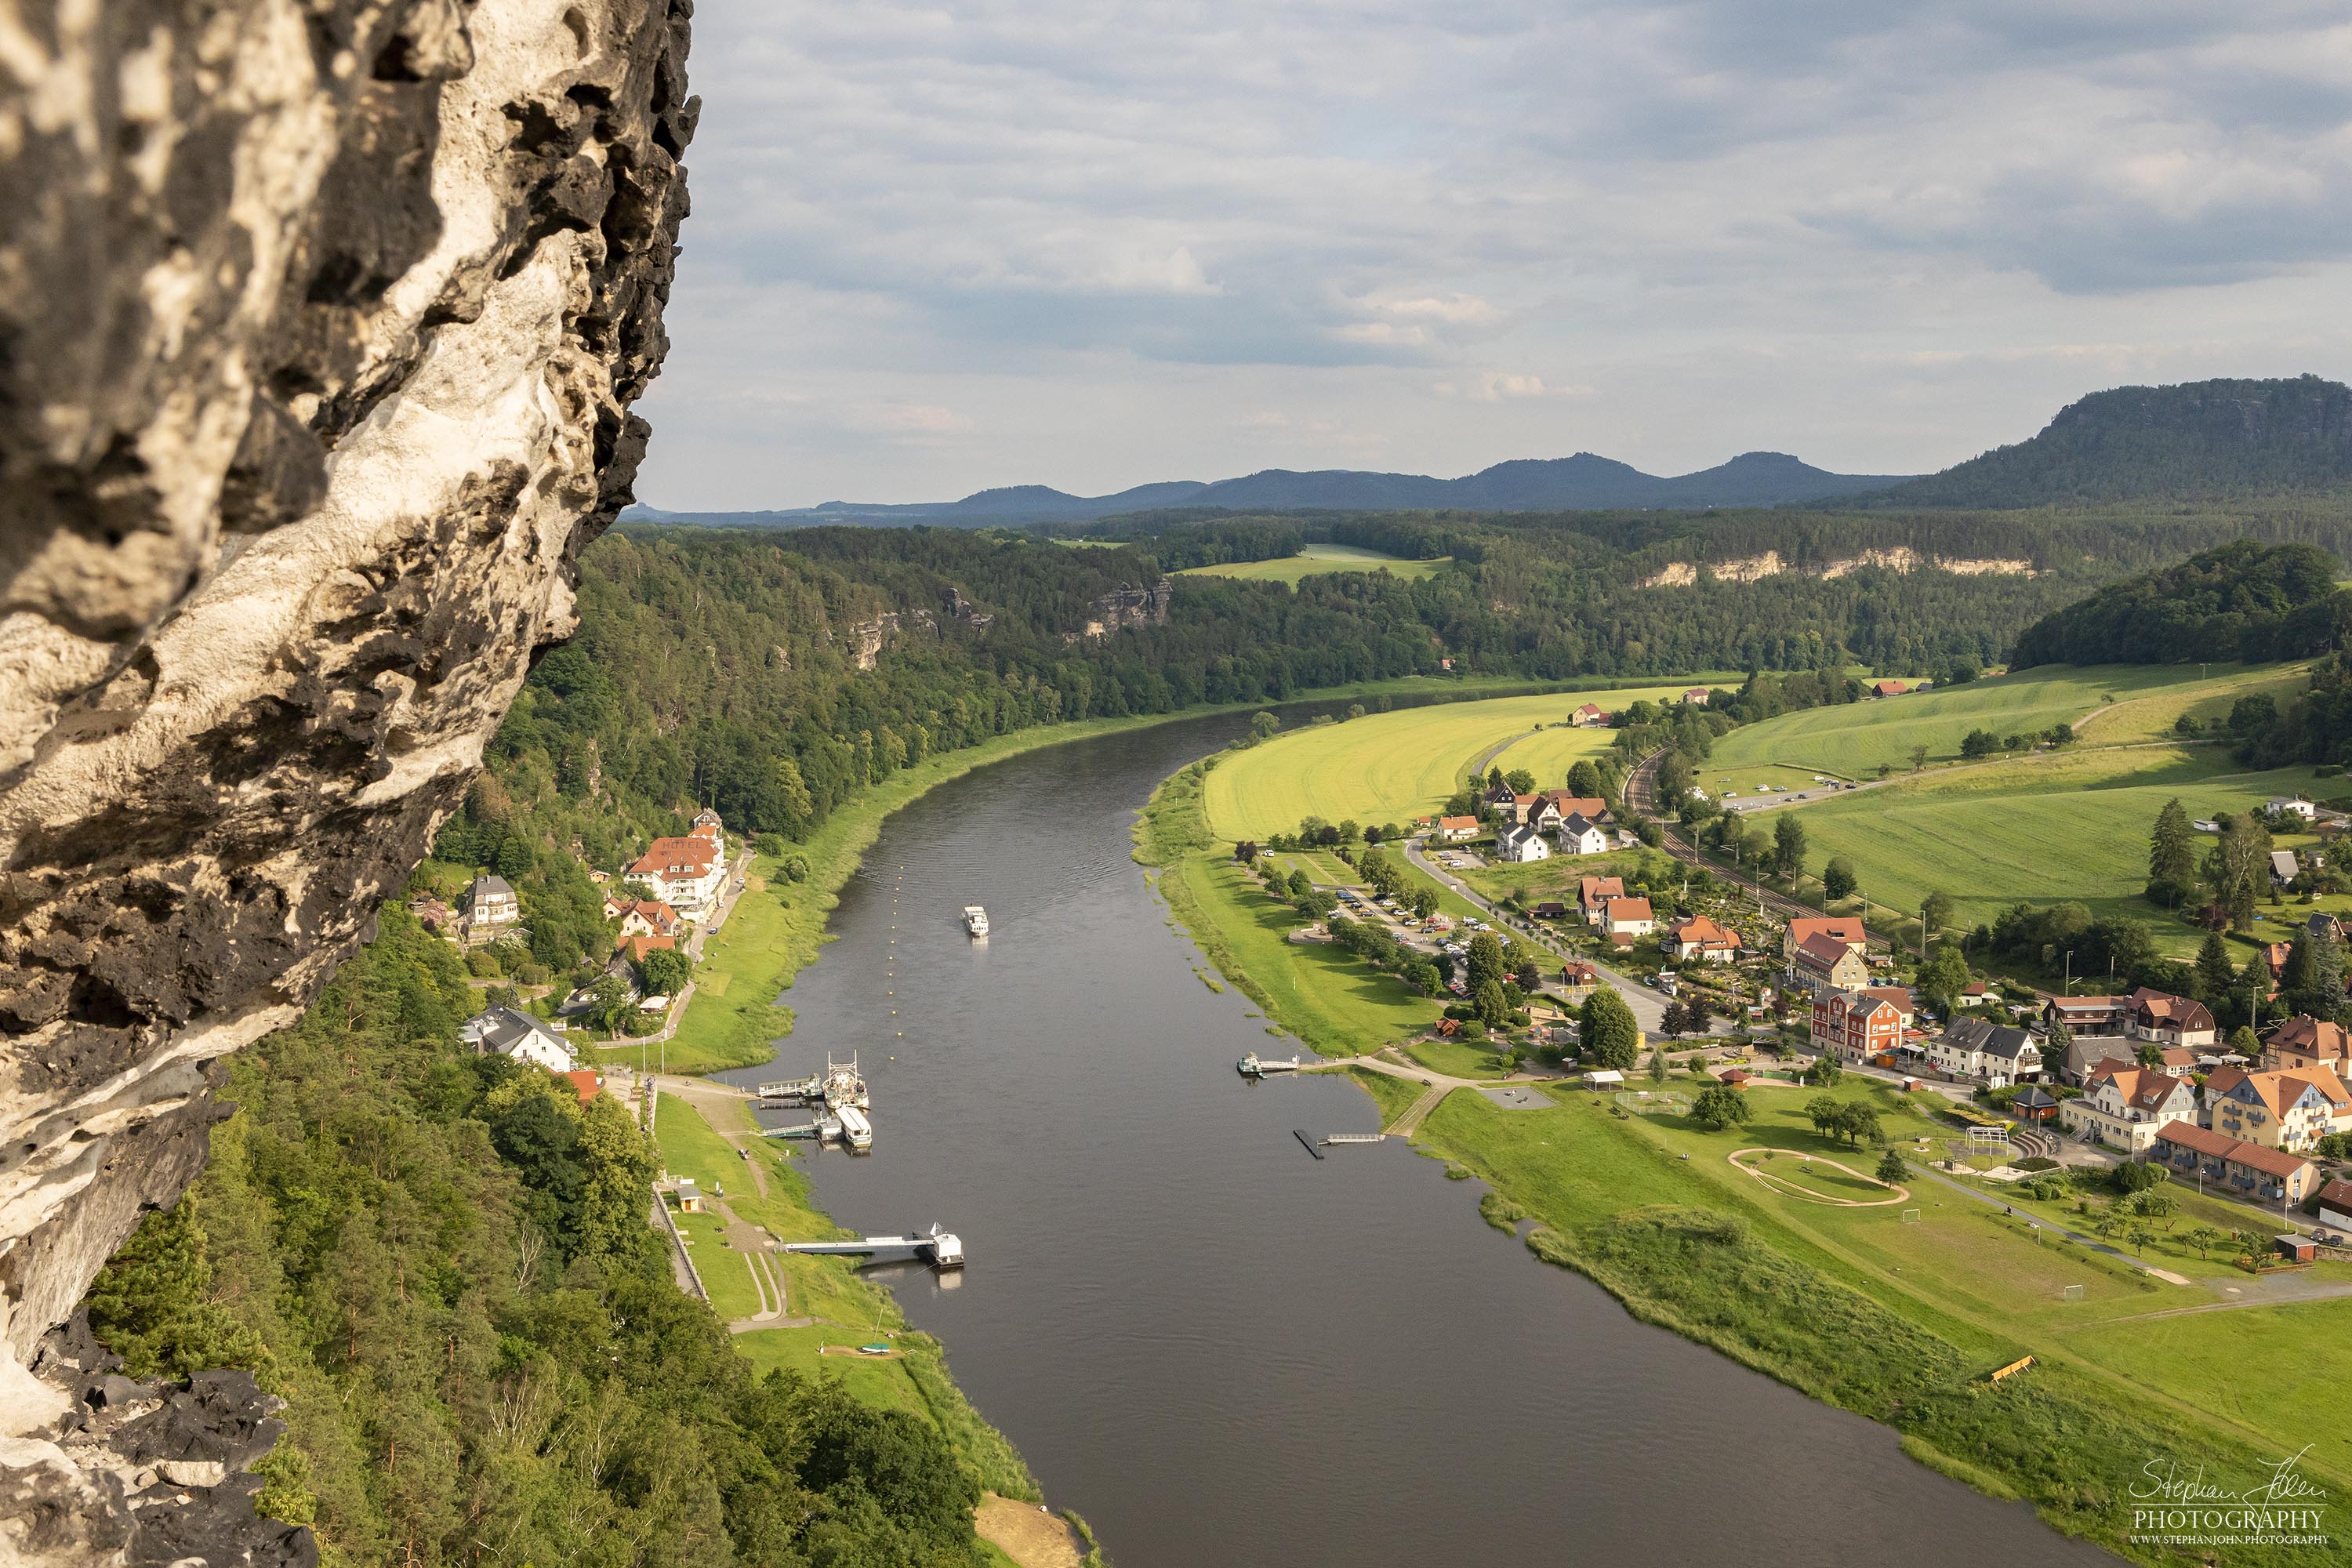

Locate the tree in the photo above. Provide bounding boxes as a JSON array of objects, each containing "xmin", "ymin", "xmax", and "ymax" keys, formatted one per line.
[
  {"xmin": 1920, "ymin": 889, "xmax": 1954, "ymax": 938},
  {"xmin": 1410, "ymin": 885, "xmax": 1439, "ymax": 923},
  {"xmin": 1772, "ymin": 814, "xmax": 1806, "ymax": 880},
  {"xmin": 1658, "ymin": 999, "xmax": 1689, "ymax": 1040},
  {"xmin": 1804, "ymin": 1094, "xmax": 1843, "ymax": 1139},
  {"xmin": 1841, "ymin": 1103, "xmax": 1884, "ymax": 1148},
  {"xmin": 2186, "ymin": 1225, "xmax": 2226, "ymax": 1260},
  {"xmin": 1474, "ymin": 980, "xmax": 1512, "ymax": 1030},
  {"xmin": 638, "ymin": 946, "xmax": 691, "ymax": 997},
  {"xmin": 2147, "ymin": 797, "xmax": 2197, "ymax": 906},
  {"xmin": 1466, "ymin": 931, "xmax": 1506, "ymax": 995},
  {"xmin": 1250, "ymin": 711, "xmax": 1279, "ymax": 743},
  {"xmin": 1909, "ymin": 743, "xmax": 1929, "ymax": 772},
  {"xmin": 1504, "ymin": 768, "xmax": 1536, "ymax": 794},
  {"xmin": 2194, "ymin": 930, "xmax": 2236, "ymax": 996},
  {"xmin": 2045, "ymin": 1017, "xmax": 2073, "ymax": 1064},
  {"xmin": 2205, "ymin": 813, "xmax": 2272, "ymax": 931},
  {"xmin": 2133, "ymin": 1040, "xmax": 2163, "ymax": 1069},
  {"xmin": 1917, "ymin": 944, "xmax": 1970, "ymax": 1012},
  {"xmin": 1822, "ymin": 857, "xmax": 1857, "ymax": 902},
  {"xmin": 1232, "ymin": 840, "xmax": 1260, "ymax": 862},
  {"xmin": 1690, "ymin": 1085, "xmax": 1752, "ymax": 1131},
  {"xmin": 1961, "ymin": 728, "xmax": 1998, "ymax": 759},
  {"xmin": 1875, "ymin": 1148, "xmax": 1907, "ymax": 1185},
  {"xmin": 1579, "ymin": 987, "xmax": 1641, "ymax": 1071},
  {"xmin": 1803, "ymin": 1053, "xmax": 1842, "ymax": 1087},
  {"xmin": 1566, "ymin": 760, "xmax": 1603, "ymax": 798},
  {"xmin": 1648, "ymin": 1044, "xmax": 1671, "ymax": 1083}
]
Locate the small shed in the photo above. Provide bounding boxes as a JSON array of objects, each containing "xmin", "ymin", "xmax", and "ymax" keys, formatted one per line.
[
  {"xmin": 1584, "ymin": 1069, "xmax": 1625, "ymax": 1090},
  {"xmin": 1716, "ymin": 1068, "xmax": 1751, "ymax": 1087},
  {"xmin": 1531, "ymin": 902, "xmax": 1569, "ymax": 920},
  {"xmin": 2274, "ymin": 1234, "xmax": 2317, "ymax": 1263},
  {"xmin": 675, "ymin": 1180, "xmax": 703, "ymax": 1214},
  {"xmin": 2011, "ymin": 1085, "xmax": 2060, "ymax": 1123}
]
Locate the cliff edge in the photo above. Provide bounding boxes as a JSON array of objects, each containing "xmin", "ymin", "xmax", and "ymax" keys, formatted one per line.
[{"xmin": 0, "ymin": 0, "xmax": 693, "ymax": 1559}]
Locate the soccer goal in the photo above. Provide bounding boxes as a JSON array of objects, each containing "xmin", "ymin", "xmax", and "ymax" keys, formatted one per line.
[
  {"xmin": 2060, "ymin": 1284, "xmax": 2085, "ymax": 1302},
  {"xmin": 1900, "ymin": 1209, "xmax": 1922, "ymax": 1224}
]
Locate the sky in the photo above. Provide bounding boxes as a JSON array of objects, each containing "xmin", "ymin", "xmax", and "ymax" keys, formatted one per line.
[{"xmin": 632, "ymin": 1, "xmax": 2352, "ymax": 510}]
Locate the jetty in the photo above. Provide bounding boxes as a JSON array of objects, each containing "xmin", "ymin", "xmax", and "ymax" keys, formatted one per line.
[
  {"xmin": 1239, "ymin": 1053, "xmax": 1301, "ymax": 1077},
  {"xmin": 784, "ymin": 1222, "xmax": 964, "ymax": 1268},
  {"xmin": 1322, "ymin": 1132, "xmax": 1386, "ymax": 1146}
]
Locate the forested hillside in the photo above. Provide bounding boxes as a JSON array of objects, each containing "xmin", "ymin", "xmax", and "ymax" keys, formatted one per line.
[
  {"xmin": 2008, "ymin": 541, "xmax": 2352, "ymax": 667},
  {"xmin": 1868, "ymin": 375, "xmax": 2352, "ymax": 507},
  {"xmin": 89, "ymin": 911, "xmax": 1003, "ymax": 1566}
]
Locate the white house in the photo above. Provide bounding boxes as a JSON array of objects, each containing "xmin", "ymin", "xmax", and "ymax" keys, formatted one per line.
[
  {"xmin": 2269, "ymin": 797, "xmax": 2317, "ymax": 821},
  {"xmin": 2271, "ymin": 849, "xmax": 2302, "ymax": 889},
  {"xmin": 462, "ymin": 1006, "xmax": 578, "ymax": 1074},
  {"xmin": 2060, "ymin": 1063, "xmax": 2198, "ymax": 1152},
  {"xmin": 1927, "ymin": 1018, "xmax": 2043, "ymax": 1087},
  {"xmin": 1601, "ymin": 895, "xmax": 1655, "ymax": 938},
  {"xmin": 1434, "ymin": 815, "xmax": 1480, "ymax": 843},
  {"xmin": 626, "ymin": 832, "xmax": 726, "ymax": 917},
  {"xmin": 1555, "ymin": 812, "xmax": 1610, "ymax": 856},
  {"xmin": 463, "ymin": 873, "xmax": 521, "ymax": 941},
  {"xmin": 1496, "ymin": 823, "xmax": 1552, "ymax": 864}
]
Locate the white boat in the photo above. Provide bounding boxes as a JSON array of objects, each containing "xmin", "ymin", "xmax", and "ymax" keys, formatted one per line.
[
  {"xmin": 963, "ymin": 905, "xmax": 989, "ymax": 936},
  {"xmin": 836, "ymin": 1104, "xmax": 873, "ymax": 1152}
]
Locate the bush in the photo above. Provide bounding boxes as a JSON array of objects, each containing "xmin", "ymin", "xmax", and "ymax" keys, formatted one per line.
[{"xmin": 465, "ymin": 948, "xmax": 504, "ymax": 978}]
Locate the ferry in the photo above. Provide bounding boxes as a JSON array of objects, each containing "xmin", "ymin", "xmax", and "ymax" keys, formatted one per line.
[
  {"xmin": 963, "ymin": 904, "xmax": 989, "ymax": 936},
  {"xmin": 836, "ymin": 1104, "xmax": 873, "ymax": 1152}
]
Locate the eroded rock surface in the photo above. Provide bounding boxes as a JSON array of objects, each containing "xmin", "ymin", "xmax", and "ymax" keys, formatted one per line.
[{"xmin": 0, "ymin": 0, "xmax": 693, "ymax": 1557}]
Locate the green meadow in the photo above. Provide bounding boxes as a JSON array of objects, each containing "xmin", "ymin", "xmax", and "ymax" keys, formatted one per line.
[{"xmin": 1175, "ymin": 543, "xmax": 1451, "ymax": 583}]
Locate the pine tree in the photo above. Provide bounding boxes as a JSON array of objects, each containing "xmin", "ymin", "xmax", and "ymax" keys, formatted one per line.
[
  {"xmin": 2147, "ymin": 797, "xmax": 2196, "ymax": 904},
  {"xmin": 2194, "ymin": 931, "xmax": 2236, "ymax": 997}
]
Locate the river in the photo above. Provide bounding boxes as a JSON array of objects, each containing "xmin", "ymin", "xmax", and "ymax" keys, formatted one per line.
[{"xmin": 718, "ymin": 711, "xmax": 2112, "ymax": 1566}]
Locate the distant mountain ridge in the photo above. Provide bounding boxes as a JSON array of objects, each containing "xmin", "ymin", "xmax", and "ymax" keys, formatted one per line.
[
  {"xmin": 1866, "ymin": 375, "xmax": 2352, "ymax": 508},
  {"xmin": 625, "ymin": 450, "xmax": 1911, "ymax": 528}
]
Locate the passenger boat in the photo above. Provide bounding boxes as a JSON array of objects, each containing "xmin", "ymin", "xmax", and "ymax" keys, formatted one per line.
[{"xmin": 963, "ymin": 904, "xmax": 989, "ymax": 936}]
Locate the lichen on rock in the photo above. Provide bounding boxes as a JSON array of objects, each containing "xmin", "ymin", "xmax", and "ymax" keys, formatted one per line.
[{"xmin": 0, "ymin": 0, "xmax": 695, "ymax": 1557}]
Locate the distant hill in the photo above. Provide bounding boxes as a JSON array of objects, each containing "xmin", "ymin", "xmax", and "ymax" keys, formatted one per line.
[
  {"xmin": 1870, "ymin": 375, "xmax": 2352, "ymax": 508},
  {"xmin": 2008, "ymin": 539, "xmax": 2352, "ymax": 668},
  {"xmin": 625, "ymin": 450, "xmax": 1911, "ymax": 528}
]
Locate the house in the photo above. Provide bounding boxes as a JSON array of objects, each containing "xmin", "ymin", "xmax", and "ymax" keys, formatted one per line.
[
  {"xmin": 2059, "ymin": 1038, "xmax": 2138, "ymax": 1087},
  {"xmin": 625, "ymin": 833, "xmax": 726, "ymax": 917},
  {"xmin": 616, "ymin": 899, "xmax": 684, "ymax": 938},
  {"xmin": 2203, "ymin": 1064, "xmax": 2352, "ymax": 1152},
  {"xmin": 1555, "ymin": 813, "xmax": 1611, "ymax": 856},
  {"xmin": 1955, "ymin": 980, "xmax": 1991, "ymax": 1008},
  {"xmin": 1601, "ymin": 895, "xmax": 1655, "ymax": 938},
  {"xmin": 2267, "ymin": 797, "xmax": 2317, "ymax": 821},
  {"xmin": 2263, "ymin": 1015, "xmax": 2352, "ymax": 1076},
  {"xmin": 1929, "ymin": 1018, "xmax": 2042, "ymax": 1087},
  {"xmin": 561, "ymin": 1069, "xmax": 601, "ymax": 1106},
  {"xmin": 1863, "ymin": 985, "xmax": 1916, "ymax": 1028},
  {"xmin": 2315, "ymin": 1178, "xmax": 2352, "ymax": 1243},
  {"xmin": 2270, "ymin": 849, "xmax": 2303, "ymax": 889},
  {"xmin": 2012, "ymin": 1085, "xmax": 2061, "ymax": 1123},
  {"xmin": 691, "ymin": 807, "xmax": 726, "ymax": 849},
  {"xmin": 463, "ymin": 873, "xmax": 521, "ymax": 942},
  {"xmin": 618, "ymin": 932, "xmax": 676, "ymax": 967},
  {"xmin": 1782, "ymin": 916, "xmax": 1866, "ymax": 966},
  {"xmin": 1540, "ymin": 792, "xmax": 1610, "ymax": 824},
  {"xmin": 1664, "ymin": 914, "xmax": 1742, "ymax": 964},
  {"xmin": 2259, "ymin": 940, "xmax": 2295, "ymax": 983},
  {"xmin": 1871, "ymin": 679, "xmax": 1908, "ymax": 698},
  {"xmin": 2042, "ymin": 995, "xmax": 2129, "ymax": 1036},
  {"xmin": 1530, "ymin": 901, "xmax": 1569, "ymax": 920},
  {"xmin": 460, "ymin": 1005, "xmax": 577, "ymax": 1074},
  {"xmin": 1682, "ymin": 688, "xmax": 1711, "ymax": 706},
  {"xmin": 1435, "ymin": 815, "xmax": 1480, "ymax": 843},
  {"xmin": 1570, "ymin": 703, "xmax": 1607, "ymax": 728},
  {"xmin": 1791, "ymin": 931, "xmax": 1870, "ymax": 993},
  {"xmin": 2060, "ymin": 1062, "xmax": 2198, "ymax": 1152},
  {"xmin": 601, "ymin": 892, "xmax": 630, "ymax": 920},
  {"xmin": 1813, "ymin": 986, "xmax": 1904, "ymax": 1066},
  {"xmin": 2151, "ymin": 1046, "xmax": 2198, "ymax": 1076},
  {"xmin": 1520, "ymin": 794, "xmax": 1563, "ymax": 833},
  {"xmin": 2125, "ymin": 987, "xmax": 2216, "ymax": 1049},
  {"xmin": 1578, "ymin": 876, "xmax": 1625, "ymax": 918},
  {"xmin": 1496, "ymin": 823, "xmax": 1552, "ymax": 864},
  {"xmin": 1559, "ymin": 960, "xmax": 1602, "ymax": 999},
  {"xmin": 2149, "ymin": 1122, "xmax": 2318, "ymax": 1205},
  {"xmin": 1479, "ymin": 779, "xmax": 1520, "ymax": 817},
  {"xmin": 2307, "ymin": 911, "xmax": 2344, "ymax": 944}
]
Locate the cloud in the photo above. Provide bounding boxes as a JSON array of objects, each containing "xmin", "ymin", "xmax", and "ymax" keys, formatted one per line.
[{"xmin": 632, "ymin": 0, "xmax": 2352, "ymax": 506}]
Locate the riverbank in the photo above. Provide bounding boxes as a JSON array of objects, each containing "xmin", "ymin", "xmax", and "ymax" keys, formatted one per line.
[{"xmin": 1134, "ymin": 746, "xmax": 2348, "ymax": 1567}]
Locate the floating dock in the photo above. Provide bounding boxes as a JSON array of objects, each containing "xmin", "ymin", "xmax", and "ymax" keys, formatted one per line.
[
  {"xmin": 1240, "ymin": 1053, "xmax": 1301, "ymax": 1077},
  {"xmin": 784, "ymin": 1222, "xmax": 964, "ymax": 1267},
  {"xmin": 1293, "ymin": 1129, "xmax": 1324, "ymax": 1159}
]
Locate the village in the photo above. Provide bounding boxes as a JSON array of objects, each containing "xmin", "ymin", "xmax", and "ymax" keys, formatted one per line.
[{"xmin": 1245, "ymin": 757, "xmax": 2352, "ymax": 1268}]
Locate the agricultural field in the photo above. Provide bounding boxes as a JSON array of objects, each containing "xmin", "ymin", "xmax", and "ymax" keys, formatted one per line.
[
  {"xmin": 1175, "ymin": 543, "xmax": 1451, "ymax": 583},
  {"xmin": 2056, "ymin": 1298, "xmax": 2352, "ymax": 1467},
  {"xmin": 1203, "ymin": 683, "xmax": 1715, "ymax": 840},
  {"xmin": 1791, "ymin": 744, "xmax": 2331, "ymax": 943},
  {"xmin": 1707, "ymin": 663, "xmax": 2294, "ymax": 778},
  {"xmin": 1483, "ymin": 723, "xmax": 1624, "ymax": 791}
]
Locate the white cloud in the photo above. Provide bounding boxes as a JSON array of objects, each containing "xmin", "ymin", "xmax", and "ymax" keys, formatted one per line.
[{"xmin": 633, "ymin": 0, "xmax": 2352, "ymax": 506}]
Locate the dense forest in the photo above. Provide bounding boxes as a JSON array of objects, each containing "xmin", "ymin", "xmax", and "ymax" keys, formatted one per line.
[
  {"xmin": 2008, "ymin": 541, "xmax": 2352, "ymax": 667},
  {"xmin": 89, "ymin": 910, "xmax": 1003, "ymax": 1566}
]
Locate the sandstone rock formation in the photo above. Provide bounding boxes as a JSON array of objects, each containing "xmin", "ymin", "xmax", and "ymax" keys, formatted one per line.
[{"xmin": 0, "ymin": 0, "xmax": 694, "ymax": 1557}]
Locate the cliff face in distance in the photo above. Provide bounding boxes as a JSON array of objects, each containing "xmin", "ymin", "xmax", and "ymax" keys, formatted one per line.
[{"xmin": 0, "ymin": 0, "xmax": 692, "ymax": 1559}]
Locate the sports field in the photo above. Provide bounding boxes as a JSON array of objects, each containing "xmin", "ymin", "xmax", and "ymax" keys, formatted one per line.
[
  {"xmin": 1175, "ymin": 543, "xmax": 1451, "ymax": 583},
  {"xmin": 1793, "ymin": 744, "xmax": 2328, "ymax": 939},
  {"xmin": 1202, "ymin": 684, "xmax": 1708, "ymax": 840},
  {"xmin": 1707, "ymin": 664, "xmax": 2295, "ymax": 778}
]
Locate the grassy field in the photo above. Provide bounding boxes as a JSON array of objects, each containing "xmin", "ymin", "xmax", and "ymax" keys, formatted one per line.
[
  {"xmin": 1175, "ymin": 543, "xmax": 1451, "ymax": 583},
  {"xmin": 1203, "ymin": 683, "xmax": 1719, "ymax": 840},
  {"xmin": 1792, "ymin": 744, "xmax": 2329, "ymax": 941},
  {"xmin": 1483, "ymin": 724, "xmax": 1623, "ymax": 793},
  {"xmin": 1411, "ymin": 1079, "xmax": 2347, "ymax": 1564},
  {"xmin": 1708, "ymin": 664, "xmax": 2292, "ymax": 778}
]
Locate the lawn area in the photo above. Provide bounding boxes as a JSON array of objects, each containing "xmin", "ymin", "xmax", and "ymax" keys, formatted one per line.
[
  {"xmin": 1203, "ymin": 683, "xmax": 1720, "ymax": 840},
  {"xmin": 2056, "ymin": 1298, "xmax": 2352, "ymax": 1469},
  {"xmin": 732, "ymin": 1323, "xmax": 932, "ymax": 1418},
  {"xmin": 1483, "ymin": 724, "xmax": 1620, "ymax": 792},
  {"xmin": 1791, "ymin": 744, "xmax": 2331, "ymax": 943},
  {"xmin": 1175, "ymin": 543, "xmax": 1451, "ymax": 583},
  {"xmin": 2074, "ymin": 662, "xmax": 2314, "ymax": 746},
  {"xmin": 1708, "ymin": 663, "xmax": 2281, "ymax": 777}
]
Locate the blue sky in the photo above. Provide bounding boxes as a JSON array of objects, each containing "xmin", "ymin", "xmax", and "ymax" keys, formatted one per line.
[{"xmin": 633, "ymin": 0, "xmax": 2352, "ymax": 508}]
